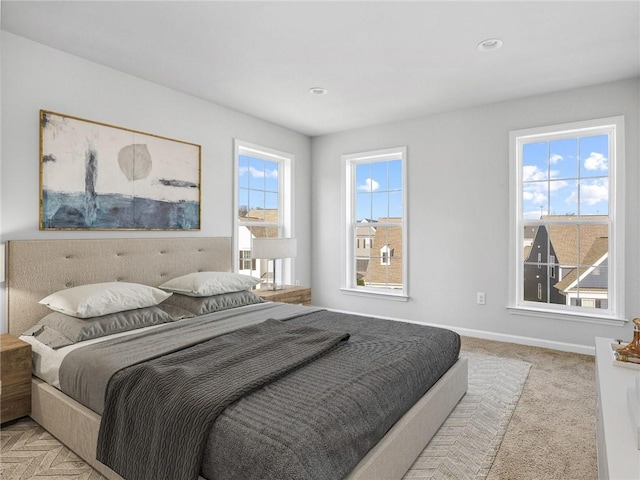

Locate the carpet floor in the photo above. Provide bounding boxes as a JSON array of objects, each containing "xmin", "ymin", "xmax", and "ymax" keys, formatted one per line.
[
  {"xmin": 0, "ymin": 336, "xmax": 597, "ymax": 480},
  {"xmin": 462, "ymin": 336, "xmax": 597, "ymax": 480}
]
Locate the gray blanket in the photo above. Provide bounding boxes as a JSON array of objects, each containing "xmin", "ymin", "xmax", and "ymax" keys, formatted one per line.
[
  {"xmin": 59, "ymin": 305, "xmax": 460, "ymax": 480},
  {"xmin": 96, "ymin": 319, "xmax": 349, "ymax": 480},
  {"xmin": 202, "ymin": 310, "xmax": 461, "ymax": 480}
]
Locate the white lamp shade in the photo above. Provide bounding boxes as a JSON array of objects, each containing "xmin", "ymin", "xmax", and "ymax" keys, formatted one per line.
[{"xmin": 252, "ymin": 238, "xmax": 297, "ymax": 259}]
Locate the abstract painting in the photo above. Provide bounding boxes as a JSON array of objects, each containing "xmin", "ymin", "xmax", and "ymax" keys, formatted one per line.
[{"xmin": 40, "ymin": 110, "xmax": 201, "ymax": 230}]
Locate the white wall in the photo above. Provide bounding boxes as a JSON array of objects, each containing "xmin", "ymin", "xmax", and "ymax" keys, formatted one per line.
[
  {"xmin": 311, "ymin": 78, "xmax": 640, "ymax": 353},
  {"xmin": 0, "ymin": 32, "xmax": 312, "ymax": 332}
]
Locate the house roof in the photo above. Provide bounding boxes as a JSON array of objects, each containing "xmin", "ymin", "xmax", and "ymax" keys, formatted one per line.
[
  {"xmin": 241, "ymin": 208, "xmax": 279, "ymax": 238},
  {"xmin": 544, "ymin": 215, "xmax": 608, "ymax": 266},
  {"xmin": 553, "ymin": 237, "xmax": 608, "ymax": 293},
  {"xmin": 523, "ymin": 225, "xmax": 537, "ymax": 241}
]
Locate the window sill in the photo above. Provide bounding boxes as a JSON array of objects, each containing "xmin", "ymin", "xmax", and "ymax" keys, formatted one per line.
[
  {"xmin": 341, "ymin": 287, "xmax": 409, "ymax": 302},
  {"xmin": 507, "ymin": 306, "xmax": 627, "ymax": 326}
]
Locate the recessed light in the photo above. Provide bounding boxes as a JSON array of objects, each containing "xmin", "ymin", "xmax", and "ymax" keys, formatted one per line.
[
  {"xmin": 309, "ymin": 87, "xmax": 328, "ymax": 96},
  {"xmin": 477, "ymin": 38, "xmax": 503, "ymax": 52}
]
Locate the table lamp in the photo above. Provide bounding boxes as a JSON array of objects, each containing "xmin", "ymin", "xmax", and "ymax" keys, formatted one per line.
[{"xmin": 252, "ymin": 238, "xmax": 297, "ymax": 290}]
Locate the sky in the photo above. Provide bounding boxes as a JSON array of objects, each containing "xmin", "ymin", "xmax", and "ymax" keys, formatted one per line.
[
  {"xmin": 522, "ymin": 134, "xmax": 609, "ymax": 219},
  {"xmin": 240, "ymin": 139, "xmax": 606, "ymax": 224},
  {"xmin": 355, "ymin": 159, "xmax": 402, "ymax": 221},
  {"xmin": 238, "ymin": 155, "xmax": 279, "ymax": 214},
  {"xmin": 238, "ymin": 155, "xmax": 404, "ymax": 223}
]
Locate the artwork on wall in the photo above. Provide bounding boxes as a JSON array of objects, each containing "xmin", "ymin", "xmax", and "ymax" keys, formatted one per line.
[{"xmin": 39, "ymin": 110, "xmax": 201, "ymax": 230}]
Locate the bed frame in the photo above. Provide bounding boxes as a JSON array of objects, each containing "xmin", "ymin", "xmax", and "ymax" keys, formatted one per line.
[{"xmin": 6, "ymin": 237, "xmax": 467, "ymax": 480}]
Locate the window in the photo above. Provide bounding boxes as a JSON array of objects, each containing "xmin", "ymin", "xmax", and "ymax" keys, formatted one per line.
[
  {"xmin": 380, "ymin": 245, "xmax": 393, "ymax": 266},
  {"xmin": 509, "ymin": 116, "xmax": 625, "ymax": 324},
  {"xmin": 342, "ymin": 147, "xmax": 407, "ymax": 299},
  {"xmin": 234, "ymin": 140, "xmax": 294, "ymax": 286},
  {"xmin": 239, "ymin": 250, "xmax": 255, "ymax": 271}
]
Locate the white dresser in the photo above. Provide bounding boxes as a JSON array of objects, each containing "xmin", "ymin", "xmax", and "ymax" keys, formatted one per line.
[{"xmin": 595, "ymin": 337, "xmax": 640, "ymax": 480}]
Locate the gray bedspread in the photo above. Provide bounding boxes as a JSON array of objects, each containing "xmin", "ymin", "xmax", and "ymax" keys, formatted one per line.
[
  {"xmin": 96, "ymin": 319, "xmax": 349, "ymax": 480},
  {"xmin": 59, "ymin": 302, "xmax": 318, "ymax": 414},
  {"xmin": 59, "ymin": 304, "xmax": 461, "ymax": 480},
  {"xmin": 203, "ymin": 310, "xmax": 461, "ymax": 480}
]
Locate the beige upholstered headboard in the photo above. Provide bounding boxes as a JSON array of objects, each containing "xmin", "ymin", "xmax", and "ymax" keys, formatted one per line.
[{"xmin": 7, "ymin": 237, "xmax": 232, "ymax": 336}]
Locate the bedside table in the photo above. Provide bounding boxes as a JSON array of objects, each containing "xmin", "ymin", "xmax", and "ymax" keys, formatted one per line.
[
  {"xmin": 1, "ymin": 334, "xmax": 32, "ymax": 424},
  {"xmin": 255, "ymin": 285, "xmax": 312, "ymax": 306}
]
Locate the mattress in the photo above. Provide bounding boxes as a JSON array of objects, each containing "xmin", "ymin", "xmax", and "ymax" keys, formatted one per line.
[{"xmin": 23, "ymin": 303, "xmax": 461, "ymax": 480}]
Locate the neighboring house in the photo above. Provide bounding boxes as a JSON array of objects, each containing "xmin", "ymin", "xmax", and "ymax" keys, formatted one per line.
[
  {"xmin": 554, "ymin": 237, "xmax": 609, "ymax": 309},
  {"xmin": 355, "ymin": 219, "xmax": 377, "ymax": 282},
  {"xmin": 237, "ymin": 208, "xmax": 279, "ymax": 280},
  {"xmin": 364, "ymin": 217, "xmax": 402, "ymax": 288},
  {"xmin": 523, "ymin": 215, "xmax": 608, "ymax": 307},
  {"xmin": 523, "ymin": 224, "xmax": 560, "ymax": 304}
]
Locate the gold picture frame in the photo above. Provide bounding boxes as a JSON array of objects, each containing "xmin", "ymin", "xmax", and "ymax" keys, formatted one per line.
[{"xmin": 39, "ymin": 110, "xmax": 201, "ymax": 230}]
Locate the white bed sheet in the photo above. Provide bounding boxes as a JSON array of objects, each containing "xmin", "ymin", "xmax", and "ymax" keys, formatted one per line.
[{"xmin": 20, "ymin": 324, "xmax": 164, "ymax": 388}]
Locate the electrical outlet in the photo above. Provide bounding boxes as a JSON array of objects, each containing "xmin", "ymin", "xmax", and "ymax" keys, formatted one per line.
[{"xmin": 477, "ymin": 292, "xmax": 486, "ymax": 305}]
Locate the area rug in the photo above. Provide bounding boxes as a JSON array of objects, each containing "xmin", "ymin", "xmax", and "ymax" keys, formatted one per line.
[
  {"xmin": 0, "ymin": 352, "xmax": 530, "ymax": 480},
  {"xmin": 0, "ymin": 420, "xmax": 106, "ymax": 480},
  {"xmin": 404, "ymin": 352, "xmax": 532, "ymax": 480}
]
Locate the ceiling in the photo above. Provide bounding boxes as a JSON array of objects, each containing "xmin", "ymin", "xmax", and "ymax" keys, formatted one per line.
[{"xmin": 2, "ymin": 1, "xmax": 639, "ymax": 137}]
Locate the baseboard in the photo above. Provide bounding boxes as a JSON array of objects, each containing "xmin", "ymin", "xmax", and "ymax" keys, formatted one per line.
[
  {"xmin": 450, "ymin": 325, "xmax": 595, "ymax": 356},
  {"xmin": 325, "ymin": 307, "xmax": 595, "ymax": 356}
]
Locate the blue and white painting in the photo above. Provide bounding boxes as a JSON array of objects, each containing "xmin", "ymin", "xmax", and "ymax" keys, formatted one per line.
[{"xmin": 40, "ymin": 111, "xmax": 201, "ymax": 230}]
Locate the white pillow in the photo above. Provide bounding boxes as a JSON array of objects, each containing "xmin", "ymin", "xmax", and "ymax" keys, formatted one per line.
[
  {"xmin": 158, "ymin": 272, "xmax": 261, "ymax": 297},
  {"xmin": 39, "ymin": 282, "xmax": 172, "ymax": 319}
]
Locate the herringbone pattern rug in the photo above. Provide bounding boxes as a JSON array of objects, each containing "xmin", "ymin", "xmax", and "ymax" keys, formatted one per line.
[
  {"xmin": 404, "ymin": 352, "xmax": 531, "ymax": 479},
  {"xmin": 0, "ymin": 421, "xmax": 106, "ymax": 479},
  {"xmin": 0, "ymin": 352, "xmax": 529, "ymax": 480}
]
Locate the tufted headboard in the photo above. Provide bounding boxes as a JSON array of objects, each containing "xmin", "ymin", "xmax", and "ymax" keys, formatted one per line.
[{"xmin": 6, "ymin": 237, "xmax": 232, "ymax": 336}]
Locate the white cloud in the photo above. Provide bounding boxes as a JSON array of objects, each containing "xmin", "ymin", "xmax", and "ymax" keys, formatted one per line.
[
  {"xmin": 583, "ymin": 152, "xmax": 608, "ymax": 171},
  {"xmin": 549, "ymin": 179, "xmax": 568, "ymax": 191},
  {"xmin": 522, "ymin": 165, "xmax": 546, "ymax": 182},
  {"xmin": 358, "ymin": 177, "xmax": 379, "ymax": 192},
  {"xmin": 566, "ymin": 179, "xmax": 608, "ymax": 206},
  {"xmin": 239, "ymin": 166, "xmax": 278, "ymax": 179},
  {"xmin": 523, "ymin": 191, "xmax": 547, "ymax": 205},
  {"xmin": 550, "ymin": 154, "xmax": 563, "ymax": 164},
  {"xmin": 522, "ymin": 178, "xmax": 570, "ymax": 215},
  {"xmin": 580, "ymin": 180, "xmax": 609, "ymax": 206}
]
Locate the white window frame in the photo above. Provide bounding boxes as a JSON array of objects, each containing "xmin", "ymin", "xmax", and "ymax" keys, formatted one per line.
[
  {"xmin": 233, "ymin": 140, "xmax": 294, "ymax": 285},
  {"xmin": 508, "ymin": 116, "xmax": 625, "ymax": 325},
  {"xmin": 341, "ymin": 146, "xmax": 408, "ymax": 301}
]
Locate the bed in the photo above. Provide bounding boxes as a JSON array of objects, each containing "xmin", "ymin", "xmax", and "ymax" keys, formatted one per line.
[{"xmin": 6, "ymin": 237, "xmax": 467, "ymax": 480}]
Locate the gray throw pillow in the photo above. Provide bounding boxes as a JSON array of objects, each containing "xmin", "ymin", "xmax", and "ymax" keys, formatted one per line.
[
  {"xmin": 162, "ymin": 290, "xmax": 264, "ymax": 316},
  {"xmin": 23, "ymin": 304, "xmax": 192, "ymax": 349}
]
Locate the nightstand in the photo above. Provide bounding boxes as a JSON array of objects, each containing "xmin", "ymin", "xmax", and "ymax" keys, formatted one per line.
[
  {"xmin": 255, "ymin": 285, "xmax": 312, "ymax": 306},
  {"xmin": 1, "ymin": 334, "xmax": 32, "ymax": 424}
]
